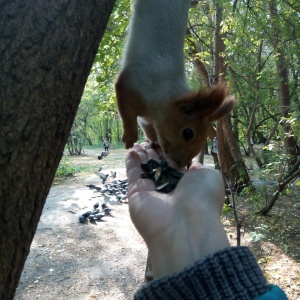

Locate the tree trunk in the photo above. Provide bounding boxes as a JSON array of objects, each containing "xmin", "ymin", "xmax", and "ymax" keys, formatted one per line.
[
  {"xmin": 260, "ymin": 169, "xmax": 300, "ymax": 215},
  {"xmin": 213, "ymin": 2, "xmax": 251, "ymax": 190},
  {"xmin": 265, "ymin": 117, "xmax": 280, "ymax": 146},
  {"xmin": 0, "ymin": 1, "xmax": 116, "ymax": 299},
  {"xmin": 269, "ymin": 0, "xmax": 296, "ymax": 161},
  {"xmin": 246, "ymin": 41, "xmax": 264, "ymax": 168}
]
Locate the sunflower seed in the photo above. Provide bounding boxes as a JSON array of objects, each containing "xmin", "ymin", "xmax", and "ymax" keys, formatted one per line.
[{"xmin": 140, "ymin": 157, "xmax": 184, "ymax": 193}]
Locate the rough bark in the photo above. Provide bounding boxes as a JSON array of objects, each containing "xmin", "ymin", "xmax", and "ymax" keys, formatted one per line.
[
  {"xmin": 213, "ymin": 2, "xmax": 251, "ymax": 189},
  {"xmin": 220, "ymin": 116, "xmax": 251, "ymax": 187},
  {"xmin": 269, "ymin": 0, "xmax": 296, "ymax": 160},
  {"xmin": 0, "ymin": 1, "xmax": 116, "ymax": 299}
]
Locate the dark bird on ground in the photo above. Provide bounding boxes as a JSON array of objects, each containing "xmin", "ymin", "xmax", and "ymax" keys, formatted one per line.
[
  {"xmin": 79, "ymin": 215, "xmax": 87, "ymax": 223},
  {"xmin": 110, "ymin": 171, "xmax": 117, "ymax": 179},
  {"xmin": 86, "ymin": 184, "xmax": 96, "ymax": 189},
  {"xmin": 103, "ymin": 207, "xmax": 112, "ymax": 215},
  {"xmin": 93, "ymin": 202, "xmax": 99, "ymax": 210},
  {"xmin": 101, "ymin": 202, "xmax": 108, "ymax": 210},
  {"xmin": 98, "ymin": 165, "xmax": 103, "ymax": 172},
  {"xmin": 88, "ymin": 215, "xmax": 96, "ymax": 222},
  {"xmin": 98, "ymin": 172, "xmax": 109, "ymax": 184},
  {"xmin": 98, "ymin": 151, "xmax": 109, "ymax": 160},
  {"xmin": 93, "ymin": 213, "xmax": 105, "ymax": 220},
  {"xmin": 91, "ymin": 209, "xmax": 100, "ymax": 215},
  {"xmin": 82, "ymin": 211, "xmax": 92, "ymax": 218},
  {"xmin": 115, "ymin": 194, "xmax": 122, "ymax": 201}
]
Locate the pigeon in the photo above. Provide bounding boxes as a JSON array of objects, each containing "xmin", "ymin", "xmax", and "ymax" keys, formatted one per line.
[
  {"xmin": 98, "ymin": 165, "xmax": 102, "ymax": 172},
  {"xmin": 82, "ymin": 211, "xmax": 92, "ymax": 218},
  {"xmin": 86, "ymin": 184, "xmax": 96, "ymax": 189},
  {"xmin": 103, "ymin": 207, "xmax": 112, "ymax": 215},
  {"xmin": 88, "ymin": 215, "xmax": 96, "ymax": 222},
  {"xmin": 110, "ymin": 171, "xmax": 117, "ymax": 179},
  {"xmin": 91, "ymin": 208, "xmax": 100, "ymax": 214},
  {"xmin": 98, "ymin": 151, "xmax": 109, "ymax": 160},
  {"xmin": 79, "ymin": 215, "xmax": 87, "ymax": 223},
  {"xmin": 93, "ymin": 202, "xmax": 99, "ymax": 210},
  {"xmin": 98, "ymin": 172, "xmax": 109, "ymax": 184},
  {"xmin": 115, "ymin": 194, "xmax": 122, "ymax": 201},
  {"xmin": 93, "ymin": 213, "xmax": 105, "ymax": 220},
  {"xmin": 101, "ymin": 202, "xmax": 108, "ymax": 210}
]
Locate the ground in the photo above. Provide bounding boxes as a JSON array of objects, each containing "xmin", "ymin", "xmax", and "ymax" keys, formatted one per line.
[{"xmin": 15, "ymin": 148, "xmax": 300, "ymax": 299}]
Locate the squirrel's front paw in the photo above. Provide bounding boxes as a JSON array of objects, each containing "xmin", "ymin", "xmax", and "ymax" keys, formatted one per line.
[{"xmin": 122, "ymin": 131, "xmax": 138, "ymax": 149}]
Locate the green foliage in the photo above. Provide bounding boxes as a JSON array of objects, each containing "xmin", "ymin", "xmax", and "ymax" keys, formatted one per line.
[
  {"xmin": 249, "ymin": 230, "xmax": 266, "ymax": 243},
  {"xmin": 222, "ymin": 203, "xmax": 232, "ymax": 215},
  {"xmin": 68, "ymin": 0, "xmax": 135, "ymax": 148},
  {"xmin": 249, "ymin": 225, "xmax": 269, "ymax": 242},
  {"xmin": 69, "ymin": 0, "xmax": 300, "ymax": 163},
  {"xmin": 188, "ymin": 0, "xmax": 300, "ymax": 152},
  {"xmin": 55, "ymin": 157, "xmax": 86, "ymax": 179}
]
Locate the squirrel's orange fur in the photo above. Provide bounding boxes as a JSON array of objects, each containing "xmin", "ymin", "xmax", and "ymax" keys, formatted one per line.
[{"xmin": 115, "ymin": 0, "xmax": 236, "ymax": 166}]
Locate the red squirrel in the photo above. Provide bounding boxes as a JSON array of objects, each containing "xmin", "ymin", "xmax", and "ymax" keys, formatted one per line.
[{"xmin": 115, "ymin": 0, "xmax": 236, "ymax": 166}]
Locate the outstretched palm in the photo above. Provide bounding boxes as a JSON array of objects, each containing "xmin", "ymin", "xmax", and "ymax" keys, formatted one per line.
[{"xmin": 125, "ymin": 143, "xmax": 229, "ymax": 278}]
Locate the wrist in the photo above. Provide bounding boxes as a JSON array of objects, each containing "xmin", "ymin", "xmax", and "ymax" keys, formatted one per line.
[{"xmin": 148, "ymin": 218, "xmax": 230, "ymax": 278}]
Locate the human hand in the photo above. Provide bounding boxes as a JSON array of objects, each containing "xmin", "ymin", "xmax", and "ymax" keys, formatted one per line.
[{"xmin": 125, "ymin": 142, "xmax": 230, "ymax": 278}]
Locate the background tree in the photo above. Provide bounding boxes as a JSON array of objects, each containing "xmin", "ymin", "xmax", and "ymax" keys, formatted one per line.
[
  {"xmin": 68, "ymin": 0, "xmax": 134, "ymax": 149},
  {"xmin": 0, "ymin": 1, "xmax": 116, "ymax": 299}
]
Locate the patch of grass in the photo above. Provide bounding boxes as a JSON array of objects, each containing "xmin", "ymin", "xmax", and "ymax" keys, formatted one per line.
[
  {"xmin": 55, "ymin": 156, "xmax": 93, "ymax": 180},
  {"xmin": 55, "ymin": 148, "xmax": 128, "ymax": 181}
]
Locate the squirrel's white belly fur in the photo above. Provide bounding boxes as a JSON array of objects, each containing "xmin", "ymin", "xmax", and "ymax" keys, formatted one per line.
[{"xmin": 115, "ymin": 0, "xmax": 236, "ymax": 166}]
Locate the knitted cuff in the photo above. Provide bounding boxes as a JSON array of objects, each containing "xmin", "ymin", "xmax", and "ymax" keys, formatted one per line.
[{"xmin": 134, "ymin": 246, "xmax": 269, "ymax": 300}]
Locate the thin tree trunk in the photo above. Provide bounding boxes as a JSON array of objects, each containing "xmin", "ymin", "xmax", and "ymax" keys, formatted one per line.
[
  {"xmin": 213, "ymin": 2, "xmax": 251, "ymax": 189},
  {"xmin": 265, "ymin": 117, "xmax": 280, "ymax": 146},
  {"xmin": 0, "ymin": 1, "xmax": 116, "ymax": 299},
  {"xmin": 260, "ymin": 169, "xmax": 300, "ymax": 215},
  {"xmin": 246, "ymin": 41, "xmax": 264, "ymax": 168},
  {"xmin": 269, "ymin": 0, "xmax": 296, "ymax": 160}
]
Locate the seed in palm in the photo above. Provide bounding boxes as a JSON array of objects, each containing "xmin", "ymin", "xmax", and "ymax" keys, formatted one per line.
[{"xmin": 140, "ymin": 157, "xmax": 184, "ymax": 193}]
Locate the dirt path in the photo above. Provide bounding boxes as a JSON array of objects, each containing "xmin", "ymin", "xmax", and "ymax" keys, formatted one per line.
[
  {"xmin": 14, "ymin": 148, "xmax": 300, "ymax": 299},
  {"xmin": 15, "ymin": 169, "xmax": 147, "ymax": 300}
]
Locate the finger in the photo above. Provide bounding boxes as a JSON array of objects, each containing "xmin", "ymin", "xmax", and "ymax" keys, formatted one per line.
[
  {"xmin": 141, "ymin": 142, "xmax": 185, "ymax": 172},
  {"xmin": 125, "ymin": 149, "xmax": 142, "ymax": 185},
  {"xmin": 188, "ymin": 162, "xmax": 204, "ymax": 171},
  {"xmin": 133, "ymin": 143, "xmax": 148, "ymax": 163},
  {"xmin": 126, "ymin": 149, "xmax": 156, "ymax": 195},
  {"xmin": 142, "ymin": 143, "xmax": 160, "ymax": 161}
]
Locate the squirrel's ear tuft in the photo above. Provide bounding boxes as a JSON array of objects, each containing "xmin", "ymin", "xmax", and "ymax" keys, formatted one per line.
[
  {"xmin": 209, "ymin": 95, "xmax": 236, "ymax": 121},
  {"xmin": 176, "ymin": 83, "xmax": 235, "ymax": 118}
]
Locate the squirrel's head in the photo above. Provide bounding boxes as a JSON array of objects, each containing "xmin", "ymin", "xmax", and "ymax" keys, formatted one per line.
[{"xmin": 155, "ymin": 83, "xmax": 236, "ymax": 166}]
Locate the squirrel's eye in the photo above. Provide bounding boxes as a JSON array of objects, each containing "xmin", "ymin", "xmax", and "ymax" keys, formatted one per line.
[{"xmin": 182, "ymin": 128, "xmax": 194, "ymax": 142}]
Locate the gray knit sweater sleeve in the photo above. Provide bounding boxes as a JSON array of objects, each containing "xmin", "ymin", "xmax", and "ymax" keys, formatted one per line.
[{"xmin": 134, "ymin": 246, "xmax": 270, "ymax": 300}]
